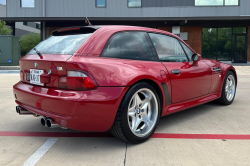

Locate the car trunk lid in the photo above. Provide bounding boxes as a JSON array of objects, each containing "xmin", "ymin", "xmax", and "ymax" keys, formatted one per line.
[{"xmin": 20, "ymin": 54, "xmax": 72, "ymax": 88}]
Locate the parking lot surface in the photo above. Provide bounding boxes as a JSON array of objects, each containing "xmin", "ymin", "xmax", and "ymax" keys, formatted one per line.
[{"xmin": 0, "ymin": 66, "xmax": 250, "ymax": 166}]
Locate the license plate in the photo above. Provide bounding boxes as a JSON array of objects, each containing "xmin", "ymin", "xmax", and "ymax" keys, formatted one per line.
[{"xmin": 30, "ymin": 69, "xmax": 44, "ymax": 86}]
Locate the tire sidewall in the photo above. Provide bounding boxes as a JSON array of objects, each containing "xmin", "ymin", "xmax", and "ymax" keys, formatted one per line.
[{"xmin": 119, "ymin": 82, "xmax": 161, "ymax": 143}]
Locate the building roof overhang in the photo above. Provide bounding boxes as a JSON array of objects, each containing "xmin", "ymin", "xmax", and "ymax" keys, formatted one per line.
[{"xmin": 1, "ymin": 16, "xmax": 250, "ymax": 22}]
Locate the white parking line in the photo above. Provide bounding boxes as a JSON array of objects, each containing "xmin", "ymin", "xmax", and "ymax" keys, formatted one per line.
[{"xmin": 23, "ymin": 138, "xmax": 58, "ymax": 166}]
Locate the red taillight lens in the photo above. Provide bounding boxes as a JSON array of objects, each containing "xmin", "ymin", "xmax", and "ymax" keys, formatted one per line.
[{"xmin": 59, "ymin": 71, "xmax": 97, "ymax": 91}]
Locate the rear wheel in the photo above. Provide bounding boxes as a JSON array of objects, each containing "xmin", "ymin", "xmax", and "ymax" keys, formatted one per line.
[
  {"xmin": 110, "ymin": 82, "xmax": 160, "ymax": 143},
  {"xmin": 217, "ymin": 71, "xmax": 236, "ymax": 105}
]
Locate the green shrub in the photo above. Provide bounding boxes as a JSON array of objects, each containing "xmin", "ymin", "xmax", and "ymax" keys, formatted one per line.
[
  {"xmin": 20, "ymin": 32, "xmax": 41, "ymax": 56},
  {"xmin": 0, "ymin": 20, "xmax": 12, "ymax": 35}
]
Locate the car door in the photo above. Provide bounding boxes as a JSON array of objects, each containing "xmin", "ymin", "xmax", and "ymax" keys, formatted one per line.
[{"xmin": 148, "ymin": 33, "xmax": 211, "ymax": 104}]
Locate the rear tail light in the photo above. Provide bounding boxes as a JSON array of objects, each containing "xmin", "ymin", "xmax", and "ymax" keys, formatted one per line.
[{"xmin": 59, "ymin": 71, "xmax": 98, "ymax": 91}]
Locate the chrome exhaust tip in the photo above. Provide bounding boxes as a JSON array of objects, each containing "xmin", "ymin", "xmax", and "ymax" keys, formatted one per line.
[
  {"xmin": 16, "ymin": 106, "xmax": 20, "ymax": 114},
  {"xmin": 41, "ymin": 117, "xmax": 48, "ymax": 127},
  {"xmin": 46, "ymin": 119, "xmax": 60, "ymax": 128},
  {"xmin": 17, "ymin": 106, "xmax": 34, "ymax": 115}
]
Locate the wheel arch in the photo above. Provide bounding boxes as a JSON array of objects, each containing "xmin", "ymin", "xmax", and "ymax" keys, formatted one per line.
[
  {"xmin": 228, "ymin": 68, "xmax": 237, "ymax": 87},
  {"xmin": 130, "ymin": 79, "xmax": 164, "ymax": 111}
]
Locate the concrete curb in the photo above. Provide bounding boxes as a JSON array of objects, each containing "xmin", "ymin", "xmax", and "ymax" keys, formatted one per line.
[
  {"xmin": 0, "ymin": 66, "xmax": 20, "ymax": 70},
  {"xmin": 0, "ymin": 70, "xmax": 20, "ymax": 74}
]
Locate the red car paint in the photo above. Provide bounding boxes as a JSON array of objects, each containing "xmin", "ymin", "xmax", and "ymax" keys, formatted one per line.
[{"xmin": 13, "ymin": 26, "xmax": 237, "ymax": 132}]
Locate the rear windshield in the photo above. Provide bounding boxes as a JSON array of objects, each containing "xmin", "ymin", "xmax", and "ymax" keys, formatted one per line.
[{"xmin": 28, "ymin": 33, "xmax": 92, "ymax": 55}]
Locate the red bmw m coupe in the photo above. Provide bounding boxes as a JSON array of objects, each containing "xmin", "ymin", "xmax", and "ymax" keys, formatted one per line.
[{"xmin": 13, "ymin": 26, "xmax": 237, "ymax": 143}]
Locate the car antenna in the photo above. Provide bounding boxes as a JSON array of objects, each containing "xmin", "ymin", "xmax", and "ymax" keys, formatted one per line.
[
  {"xmin": 33, "ymin": 48, "xmax": 42, "ymax": 58},
  {"xmin": 85, "ymin": 17, "xmax": 92, "ymax": 26}
]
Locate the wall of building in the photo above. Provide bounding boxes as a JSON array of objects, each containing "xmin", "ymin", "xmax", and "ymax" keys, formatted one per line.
[
  {"xmin": 7, "ymin": 0, "xmax": 43, "ymax": 17},
  {"xmin": 15, "ymin": 28, "xmax": 33, "ymax": 37},
  {"xmin": 6, "ymin": 0, "xmax": 250, "ymax": 19},
  {"xmin": 0, "ymin": 4, "xmax": 6, "ymax": 17},
  {"xmin": 15, "ymin": 22, "xmax": 40, "ymax": 34},
  {"xmin": 142, "ymin": 0, "xmax": 194, "ymax": 7},
  {"xmin": 248, "ymin": 26, "xmax": 250, "ymax": 62}
]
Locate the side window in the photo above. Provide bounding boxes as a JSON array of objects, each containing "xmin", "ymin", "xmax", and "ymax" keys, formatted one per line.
[
  {"xmin": 180, "ymin": 42, "xmax": 194, "ymax": 61},
  {"xmin": 148, "ymin": 33, "xmax": 188, "ymax": 62},
  {"xmin": 21, "ymin": 0, "xmax": 35, "ymax": 7},
  {"xmin": 102, "ymin": 32, "xmax": 157, "ymax": 61}
]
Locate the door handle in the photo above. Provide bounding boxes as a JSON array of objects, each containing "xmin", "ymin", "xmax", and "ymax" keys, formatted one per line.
[
  {"xmin": 211, "ymin": 67, "xmax": 221, "ymax": 72},
  {"xmin": 172, "ymin": 70, "xmax": 181, "ymax": 74}
]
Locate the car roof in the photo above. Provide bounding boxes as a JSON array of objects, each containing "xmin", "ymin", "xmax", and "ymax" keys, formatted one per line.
[
  {"xmin": 53, "ymin": 25, "xmax": 175, "ymax": 38},
  {"xmin": 52, "ymin": 25, "xmax": 196, "ymax": 54}
]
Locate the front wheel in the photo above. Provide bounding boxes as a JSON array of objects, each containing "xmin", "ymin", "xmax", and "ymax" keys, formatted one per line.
[
  {"xmin": 217, "ymin": 71, "xmax": 236, "ymax": 105},
  {"xmin": 110, "ymin": 82, "xmax": 161, "ymax": 144}
]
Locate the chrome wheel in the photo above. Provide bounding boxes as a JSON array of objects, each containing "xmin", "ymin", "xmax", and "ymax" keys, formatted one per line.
[
  {"xmin": 225, "ymin": 75, "xmax": 235, "ymax": 102},
  {"xmin": 127, "ymin": 88, "xmax": 158, "ymax": 137}
]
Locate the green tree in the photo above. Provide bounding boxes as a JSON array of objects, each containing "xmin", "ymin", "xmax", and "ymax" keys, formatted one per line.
[
  {"xmin": 20, "ymin": 32, "xmax": 41, "ymax": 56},
  {"xmin": 0, "ymin": 20, "xmax": 12, "ymax": 35}
]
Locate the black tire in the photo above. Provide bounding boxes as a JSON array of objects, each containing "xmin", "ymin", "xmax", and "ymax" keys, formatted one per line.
[
  {"xmin": 110, "ymin": 82, "xmax": 161, "ymax": 144},
  {"xmin": 217, "ymin": 71, "xmax": 236, "ymax": 105}
]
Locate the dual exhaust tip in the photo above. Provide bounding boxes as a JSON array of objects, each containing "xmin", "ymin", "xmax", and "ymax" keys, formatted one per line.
[
  {"xmin": 41, "ymin": 117, "xmax": 60, "ymax": 128},
  {"xmin": 16, "ymin": 106, "xmax": 60, "ymax": 128},
  {"xmin": 16, "ymin": 106, "xmax": 33, "ymax": 115}
]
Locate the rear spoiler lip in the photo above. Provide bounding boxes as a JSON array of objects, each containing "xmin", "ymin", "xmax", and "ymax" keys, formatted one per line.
[{"xmin": 52, "ymin": 26, "xmax": 101, "ymax": 36}]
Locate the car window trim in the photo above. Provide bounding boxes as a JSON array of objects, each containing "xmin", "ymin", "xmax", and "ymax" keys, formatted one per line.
[
  {"xmin": 147, "ymin": 32, "xmax": 191, "ymax": 62},
  {"xmin": 145, "ymin": 32, "xmax": 160, "ymax": 62},
  {"xmin": 100, "ymin": 31, "xmax": 159, "ymax": 62},
  {"xmin": 178, "ymin": 40, "xmax": 191, "ymax": 61},
  {"xmin": 179, "ymin": 40, "xmax": 195, "ymax": 61}
]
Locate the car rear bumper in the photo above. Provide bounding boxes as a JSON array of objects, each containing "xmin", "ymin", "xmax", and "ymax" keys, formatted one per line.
[{"xmin": 13, "ymin": 81, "xmax": 129, "ymax": 132}]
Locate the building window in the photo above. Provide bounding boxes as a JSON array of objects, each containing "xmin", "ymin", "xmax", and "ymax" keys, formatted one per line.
[
  {"xmin": 0, "ymin": 0, "xmax": 6, "ymax": 5},
  {"xmin": 195, "ymin": 0, "xmax": 239, "ymax": 6},
  {"xmin": 225, "ymin": 0, "xmax": 239, "ymax": 5},
  {"xmin": 217, "ymin": 28, "xmax": 232, "ymax": 61},
  {"xmin": 202, "ymin": 28, "xmax": 217, "ymax": 59},
  {"xmin": 202, "ymin": 27, "xmax": 246, "ymax": 61},
  {"xmin": 36, "ymin": 23, "xmax": 41, "ymax": 29},
  {"xmin": 23, "ymin": 22, "xmax": 28, "ymax": 26},
  {"xmin": 233, "ymin": 27, "xmax": 246, "ymax": 33},
  {"xmin": 128, "ymin": 0, "xmax": 141, "ymax": 7},
  {"xmin": 96, "ymin": 0, "xmax": 106, "ymax": 7},
  {"xmin": 21, "ymin": 0, "xmax": 35, "ymax": 8}
]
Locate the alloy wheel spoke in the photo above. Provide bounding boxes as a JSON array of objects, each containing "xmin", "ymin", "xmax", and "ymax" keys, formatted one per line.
[
  {"xmin": 128, "ymin": 104, "xmax": 136, "ymax": 114},
  {"xmin": 141, "ymin": 111, "xmax": 149, "ymax": 121},
  {"xmin": 146, "ymin": 120, "xmax": 154, "ymax": 129},
  {"xmin": 227, "ymin": 79, "xmax": 230, "ymax": 86},
  {"xmin": 141, "ymin": 92, "xmax": 151, "ymax": 108},
  {"xmin": 132, "ymin": 117, "xmax": 142, "ymax": 132},
  {"xmin": 129, "ymin": 111, "xmax": 136, "ymax": 117},
  {"xmin": 147, "ymin": 102, "xmax": 152, "ymax": 120},
  {"xmin": 135, "ymin": 94, "xmax": 142, "ymax": 107}
]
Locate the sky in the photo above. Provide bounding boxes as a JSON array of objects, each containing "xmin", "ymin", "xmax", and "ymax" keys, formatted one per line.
[{"xmin": 0, "ymin": 0, "xmax": 6, "ymax": 5}]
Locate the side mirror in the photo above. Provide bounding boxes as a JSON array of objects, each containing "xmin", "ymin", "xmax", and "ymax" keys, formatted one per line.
[{"xmin": 191, "ymin": 54, "xmax": 199, "ymax": 62}]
